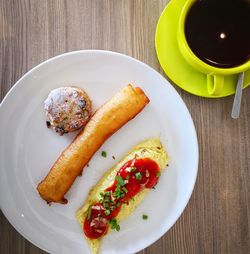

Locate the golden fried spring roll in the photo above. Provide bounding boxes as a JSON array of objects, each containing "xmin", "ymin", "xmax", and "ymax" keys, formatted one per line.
[{"xmin": 37, "ymin": 84, "xmax": 149, "ymax": 204}]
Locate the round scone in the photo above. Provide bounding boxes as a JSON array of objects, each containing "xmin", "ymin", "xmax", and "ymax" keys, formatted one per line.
[{"xmin": 44, "ymin": 87, "xmax": 92, "ymax": 135}]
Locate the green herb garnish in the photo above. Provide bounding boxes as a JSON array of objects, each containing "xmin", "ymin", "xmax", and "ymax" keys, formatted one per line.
[
  {"xmin": 103, "ymin": 202, "xmax": 109, "ymax": 209},
  {"xmin": 122, "ymin": 187, "xmax": 128, "ymax": 193},
  {"xmin": 131, "ymin": 167, "xmax": 137, "ymax": 172},
  {"xmin": 104, "ymin": 198, "xmax": 110, "ymax": 204},
  {"xmin": 113, "ymin": 186, "xmax": 122, "ymax": 198},
  {"xmin": 99, "ymin": 192, "xmax": 104, "ymax": 202},
  {"xmin": 109, "ymin": 218, "xmax": 120, "ymax": 231},
  {"xmin": 142, "ymin": 214, "xmax": 148, "ymax": 220},
  {"xmin": 104, "ymin": 195, "xmax": 111, "ymax": 201},
  {"xmin": 87, "ymin": 205, "xmax": 92, "ymax": 220},
  {"xmin": 105, "ymin": 191, "xmax": 111, "ymax": 196},
  {"xmin": 109, "ymin": 200, "xmax": 115, "ymax": 205},
  {"xmin": 100, "ymin": 191, "xmax": 112, "ymax": 203},
  {"xmin": 135, "ymin": 172, "xmax": 142, "ymax": 180},
  {"xmin": 101, "ymin": 151, "xmax": 107, "ymax": 157},
  {"xmin": 104, "ymin": 210, "xmax": 111, "ymax": 216},
  {"xmin": 116, "ymin": 176, "xmax": 125, "ymax": 186},
  {"xmin": 156, "ymin": 172, "xmax": 161, "ymax": 177}
]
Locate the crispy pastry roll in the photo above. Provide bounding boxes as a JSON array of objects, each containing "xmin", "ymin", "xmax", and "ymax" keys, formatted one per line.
[
  {"xmin": 37, "ymin": 84, "xmax": 149, "ymax": 204},
  {"xmin": 76, "ymin": 138, "xmax": 168, "ymax": 254}
]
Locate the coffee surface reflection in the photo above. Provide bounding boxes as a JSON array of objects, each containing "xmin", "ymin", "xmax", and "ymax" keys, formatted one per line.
[{"xmin": 185, "ymin": 0, "xmax": 250, "ymax": 68}]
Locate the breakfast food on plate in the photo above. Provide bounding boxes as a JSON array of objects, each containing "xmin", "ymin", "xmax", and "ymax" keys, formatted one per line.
[
  {"xmin": 37, "ymin": 84, "xmax": 149, "ymax": 204},
  {"xmin": 76, "ymin": 138, "xmax": 168, "ymax": 254},
  {"xmin": 44, "ymin": 87, "xmax": 92, "ymax": 135}
]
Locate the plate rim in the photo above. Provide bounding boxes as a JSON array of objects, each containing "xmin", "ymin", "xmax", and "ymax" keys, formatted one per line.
[{"xmin": 0, "ymin": 49, "xmax": 199, "ymax": 254}]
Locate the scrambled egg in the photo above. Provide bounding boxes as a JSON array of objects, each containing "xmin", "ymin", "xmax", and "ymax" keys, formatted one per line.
[{"xmin": 76, "ymin": 138, "xmax": 168, "ymax": 254}]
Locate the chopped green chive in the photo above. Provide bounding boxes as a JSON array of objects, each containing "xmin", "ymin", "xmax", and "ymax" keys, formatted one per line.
[
  {"xmin": 109, "ymin": 218, "xmax": 120, "ymax": 231},
  {"xmin": 131, "ymin": 167, "xmax": 137, "ymax": 172},
  {"xmin": 152, "ymin": 186, "xmax": 156, "ymax": 190},
  {"xmin": 87, "ymin": 205, "xmax": 92, "ymax": 220},
  {"xmin": 104, "ymin": 197, "xmax": 110, "ymax": 202},
  {"xmin": 116, "ymin": 176, "xmax": 125, "ymax": 186},
  {"xmin": 122, "ymin": 187, "xmax": 128, "ymax": 193},
  {"xmin": 101, "ymin": 151, "xmax": 107, "ymax": 157},
  {"xmin": 99, "ymin": 192, "xmax": 104, "ymax": 202},
  {"xmin": 126, "ymin": 175, "xmax": 130, "ymax": 180},
  {"xmin": 103, "ymin": 202, "xmax": 109, "ymax": 209},
  {"xmin": 113, "ymin": 186, "xmax": 123, "ymax": 198},
  {"xmin": 142, "ymin": 214, "xmax": 148, "ymax": 220},
  {"xmin": 116, "ymin": 201, "xmax": 121, "ymax": 207},
  {"xmin": 104, "ymin": 210, "xmax": 111, "ymax": 216},
  {"xmin": 100, "ymin": 191, "xmax": 113, "ymax": 203},
  {"xmin": 156, "ymin": 172, "xmax": 161, "ymax": 177},
  {"xmin": 135, "ymin": 172, "xmax": 142, "ymax": 180}
]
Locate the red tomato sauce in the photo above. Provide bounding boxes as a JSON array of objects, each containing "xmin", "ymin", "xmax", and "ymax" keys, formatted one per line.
[{"xmin": 83, "ymin": 158, "xmax": 160, "ymax": 239}]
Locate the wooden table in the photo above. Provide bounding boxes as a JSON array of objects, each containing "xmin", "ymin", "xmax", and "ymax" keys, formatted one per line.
[{"xmin": 1, "ymin": 0, "xmax": 250, "ymax": 253}]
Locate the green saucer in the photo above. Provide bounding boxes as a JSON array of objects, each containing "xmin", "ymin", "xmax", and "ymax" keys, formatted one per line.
[{"xmin": 155, "ymin": 0, "xmax": 250, "ymax": 98}]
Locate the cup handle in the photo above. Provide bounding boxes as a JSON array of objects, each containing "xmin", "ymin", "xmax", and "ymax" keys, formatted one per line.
[{"xmin": 207, "ymin": 74, "xmax": 224, "ymax": 96}]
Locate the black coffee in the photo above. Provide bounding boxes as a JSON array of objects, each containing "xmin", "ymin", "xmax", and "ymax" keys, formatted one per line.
[{"xmin": 185, "ymin": 0, "xmax": 250, "ymax": 68}]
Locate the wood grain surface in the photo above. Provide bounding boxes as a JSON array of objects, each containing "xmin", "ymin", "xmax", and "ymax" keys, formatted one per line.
[{"xmin": 0, "ymin": 0, "xmax": 250, "ymax": 254}]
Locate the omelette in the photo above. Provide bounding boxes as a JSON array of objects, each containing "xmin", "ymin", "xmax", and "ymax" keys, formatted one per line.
[{"xmin": 76, "ymin": 138, "xmax": 168, "ymax": 254}]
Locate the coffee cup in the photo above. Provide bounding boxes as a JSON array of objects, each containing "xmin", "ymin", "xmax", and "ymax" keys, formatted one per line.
[{"xmin": 177, "ymin": 0, "xmax": 250, "ymax": 96}]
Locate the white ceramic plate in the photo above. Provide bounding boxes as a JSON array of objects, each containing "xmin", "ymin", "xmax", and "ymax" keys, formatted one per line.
[{"xmin": 0, "ymin": 50, "xmax": 198, "ymax": 254}]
